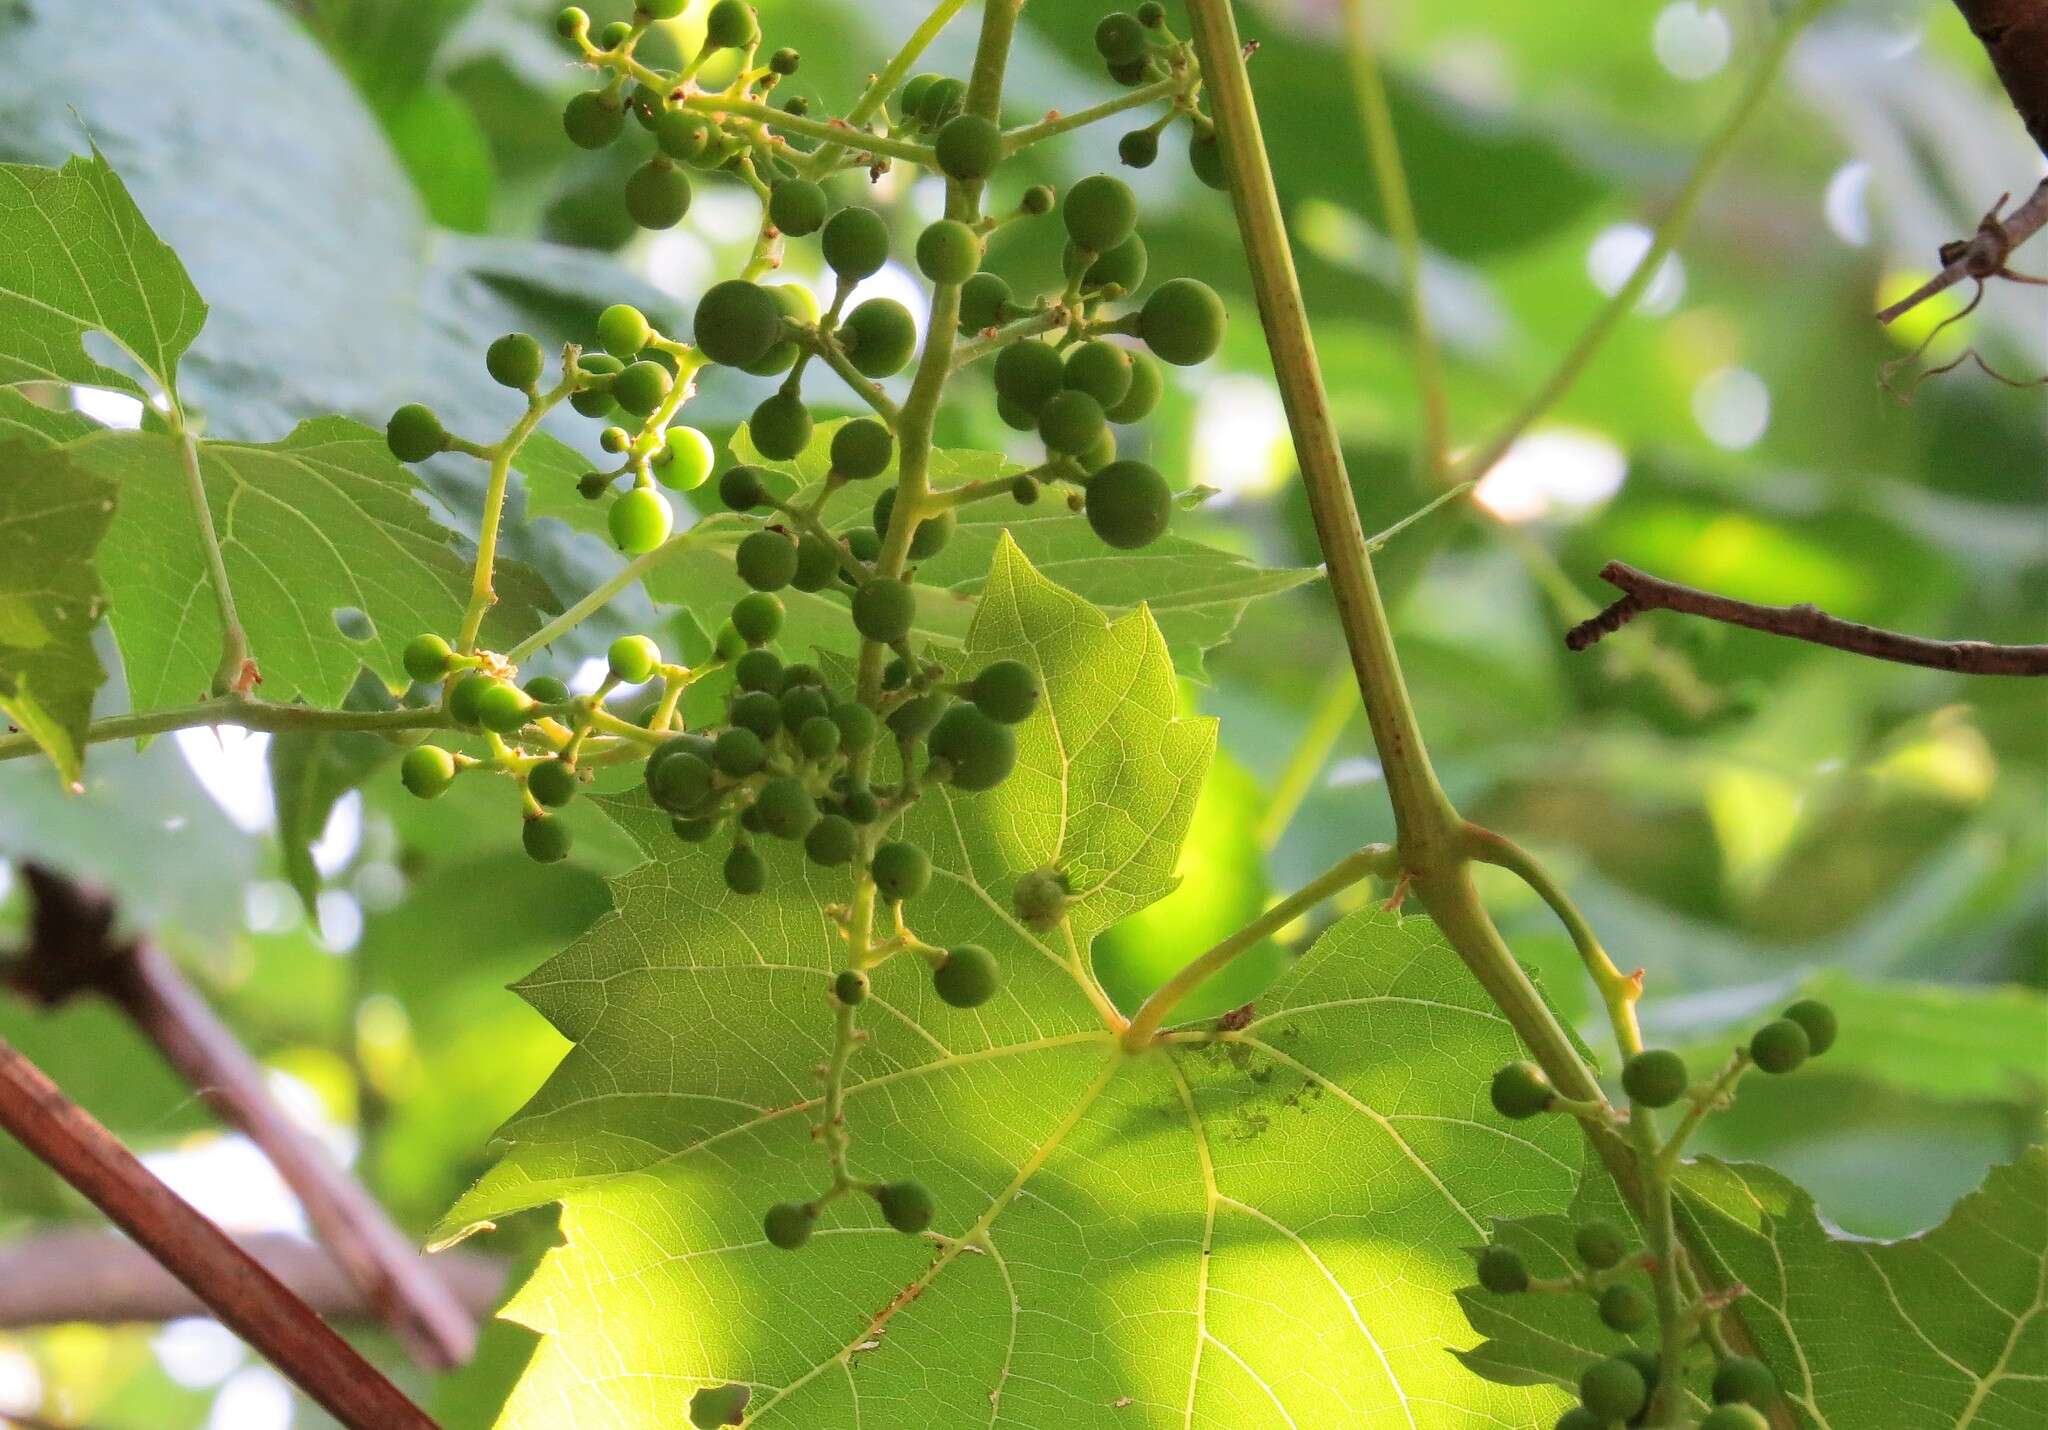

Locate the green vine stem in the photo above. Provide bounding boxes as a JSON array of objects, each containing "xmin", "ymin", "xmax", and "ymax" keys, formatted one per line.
[
  {"xmin": 172, "ymin": 422, "xmax": 249, "ymax": 696},
  {"xmin": 0, "ymin": 699, "xmax": 445, "ymax": 762}
]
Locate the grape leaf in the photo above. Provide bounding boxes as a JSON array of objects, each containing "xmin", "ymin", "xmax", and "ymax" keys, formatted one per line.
[
  {"xmin": 266, "ymin": 667, "xmax": 403, "ymax": 910},
  {"xmin": 446, "ymin": 542, "xmax": 1579, "ymax": 1426},
  {"xmin": 0, "ymin": 439, "xmax": 118, "ymax": 784},
  {"xmin": 66, "ymin": 416, "xmax": 552, "ymax": 710},
  {"xmin": 515, "ymin": 428, "xmax": 612, "ymax": 541},
  {"xmin": 638, "ymin": 420, "xmax": 1317, "ymax": 681}
]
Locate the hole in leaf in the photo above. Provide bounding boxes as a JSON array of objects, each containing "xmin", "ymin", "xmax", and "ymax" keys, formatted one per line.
[{"xmin": 332, "ymin": 607, "xmax": 375, "ymax": 642}]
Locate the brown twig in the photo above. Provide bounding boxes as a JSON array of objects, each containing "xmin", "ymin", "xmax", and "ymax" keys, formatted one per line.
[
  {"xmin": 0, "ymin": 1037, "xmax": 437, "ymax": 1430},
  {"xmin": 0, "ymin": 1229, "xmax": 504, "ymax": 1329},
  {"xmin": 1565, "ymin": 561, "xmax": 2048, "ymax": 675},
  {"xmin": 1875, "ymin": 180, "xmax": 2048, "ymax": 325},
  {"xmin": 4, "ymin": 868, "xmax": 480, "ymax": 1368},
  {"xmin": 1953, "ymin": 1, "xmax": 2048, "ymax": 155}
]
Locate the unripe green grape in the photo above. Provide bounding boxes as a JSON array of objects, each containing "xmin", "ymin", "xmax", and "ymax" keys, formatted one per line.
[
  {"xmin": 782, "ymin": 661, "xmax": 826, "ymax": 690},
  {"xmin": 477, "ymin": 680, "xmax": 535, "ymax": 734},
  {"xmin": 1085, "ymin": 460, "xmax": 1171, "ymax": 549},
  {"xmin": 874, "ymin": 1179, "xmax": 934, "ymax": 1234},
  {"xmin": 1711, "ymin": 1356, "xmax": 1777, "ymax": 1408},
  {"xmin": 596, "ymin": 303, "xmax": 651, "ymax": 356},
  {"xmin": 1621, "ymin": 1049, "xmax": 1689, "ymax": 1108},
  {"xmin": 915, "ymin": 77, "xmax": 966, "ymax": 128},
  {"xmin": 1701, "ymin": 1409, "xmax": 1769, "ymax": 1430},
  {"xmin": 933, "ymin": 944, "xmax": 999, "ymax": 1008},
  {"xmin": 1573, "ymin": 1219, "xmax": 1628, "ymax": 1271},
  {"xmin": 528, "ymin": 757, "xmax": 579, "ymax": 808},
  {"xmin": 451, "ymin": 673, "xmax": 505, "ymax": 732},
  {"xmin": 597, "ymin": 18, "xmax": 632, "ymax": 47},
  {"xmin": 841, "ymin": 787, "xmax": 880, "ymax": 825},
  {"xmin": 791, "ymin": 533, "xmax": 840, "ymax": 592},
  {"xmin": 1012, "ymin": 865, "xmax": 1070, "ymax": 928},
  {"xmin": 1106, "ymin": 349, "xmax": 1163, "ymax": 423},
  {"xmin": 1490, "ymin": 1060, "xmax": 1554, "ymax": 1120},
  {"xmin": 778, "ymin": 684, "xmax": 830, "ymax": 734},
  {"xmin": 929, "ymin": 704, "xmax": 1016, "ymax": 791},
  {"xmin": 486, "ymin": 331, "xmax": 545, "ymax": 389},
  {"xmin": 1078, "ymin": 426, "xmax": 1117, "ymax": 475},
  {"xmin": 731, "ymin": 689, "xmax": 782, "ymax": 739},
  {"xmin": 725, "ymin": 843, "xmax": 767, "ymax": 895},
  {"xmin": 841, "ymin": 298, "xmax": 917, "ymax": 377},
  {"xmin": 1475, "ymin": 1244, "xmax": 1528, "ymax": 1294},
  {"xmin": 1063, "ymin": 173, "xmax": 1138, "ymax": 253},
  {"xmin": 731, "ymin": 591, "xmax": 784, "ymax": 647},
  {"xmin": 576, "ymin": 471, "xmax": 612, "ymax": 501},
  {"xmin": 600, "ymin": 425, "xmax": 631, "ymax": 455},
  {"xmin": 770, "ymin": 46, "xmax": 800, "ymax": 74},
  {"xmin": 1095, "ymin": 12, "xmax": 1147, "ymax": 64},
  {"xmin": 629, "ymin": 83, "xmax": 665, "ymax": 130},
  {"xmin": 821, "ymin": 207, "xmax": 889, "ymax": 281},
  {"xmin": 957, "ymin": 271, "xmax": 1011, "ymax": 332},
  {"xmin": 996, "ymin": 395, "xmax": 1037, "ymax": 433},
  {"xmin": 713, "ymin": 622, "xmax": 748, "ymax": 662},
  {"xmin": 696, "ymin": 279, "xmax": 783, "ymax": 368},
  {"xmin": 887, "ymin": 691, "xmax": 950, "ymax": 742},
  {"xmin": 916, "ymin": 219, "xmax": 981, "ymax": 284},
  {"xmin": 852, "ymin": 577, "xmax": 916, "ymax": 643},
  {"xmin": 1749, "ymin": 1018, "xmax": 1810, "ymax": 1075},
  {"xmin": 713, "ymin": 726, "xmax": 767, "ymax": 777},
  {"xmin": 805, "ymin": 813, "xmax": 857, "ymax": 865},
  {"xmin": 1188, "ymin": 128, "xmax": 1228, "ymax": 190},
  {"xmin": 899, "ymin": 73, "xmax": 940, "ymax": 118},
  {"xmin": 871, "ymin": 840, "xmax": 930, "ymax": 902},
  {"xmin": 625, "ymin": 159, "xmax": 692, "ymax": 229},
  {"xmin": 655, "ymin": 109, "xmax": 713, "ymax": 162},
  {"xmin": 402, "ymin": 633, "xmax": 452, "ymax": 683},
  {"xmin": 762, "ymin": 1199, "xmax": 812, "ymax": 1249},
  {"xmin": 1578, "ymin": 1358, "xmax": 1647, "ymax": 1421},
  {"xmin": 611, "ymin": 359, "xmax": 672, "ymax": 416},
  {"xmin": 768, "ymin": 177, "xmax": 828, "ymax": 236},
  {"xmin": 1117, "ymin": 128, "xmax": 1159, "ymax": 169},
  {"xmin": 610, "ymin": 486, "xmax": 673, "ymax": 553},
  {"xmin": 935, "ymin": 113, "xmax": 1003, "ymax": 183},
  {"xmin": 1063, "ymin": 340, "xmax": 1134, "ymax": 408},
  {"xmin": 656, "ymin": 426, "xmax": 715, "ymax": 490},
  {"xmin": 523, "ymin": 814, "xmax": 572, "ymax": 863},
  {"xmin": 797, "ymin": 715, "xmax": 841, "ymax": 760},
  {"xmin": 754, "ymin": 776, "xmax": 816, "ymax": 840},
  {"xmin": 569, "ymin": 353, "xmax": 622, "ymax": 418},
  {"xmin": 834, "ymin": 968, "xmax": 868, "ymax": 1005},
  {"xmin": 970, "ymin": 659, "xmax": 1039, "ymax": 724},
  {"xmin": 737, "ymin": 530, "xmax": 799, "ymax": 591},
  {"xmin": 1597, "ymin": 1284, "xmax": 1651, "ymax": 1333},
  {"xmin": 830, "ymin": 417, "xmax": 894, "ymax": 480},
  {"xmin": 1136, "ymin": 1, "xmax": 1165, "ymax": 23},
  {"xmin": 749, "ymin": 390, "xmax": 813, "ymax": 461},
  {"xmin": 608, "ymin": 634, "xmax": 661, "ymax": 684},
  {"xmin": 844, "ymin": 526, "xmax": 882, "ymax": 564},
  {"xmin": 1010, "ymin": 474, "xmax": 1041, "ymax": 504},
  {"xmin": 554, "ymin": 6, "xmax": 588, "ymax": 41},
  {"xmin": 1140, "ymin": 277, "xmax": 1226, "ymax": 365},
  {"xmin": 719, "ymin": 464, "xmax": 769, "ymax": 511},
  {"xmin": 400, "ymin": 745, "xmax": 456, "ymax": 800},
  {"xmin": 703, "ymin": 0, "xmax": 758, "ymax": 47},
  {"xmin": 688, "ymin": 1382, "xmax": 750, "ymax": 1428},
  {"xmin": 385, "ymin": 403, "xmax": 446, "ymax": 463},
  {"xmin": 1020, "ymin": 183, "xmax": 1055, "ymax": 215},
  {"xmin": 1782, "ymin": 998, "xmax": 1837, "ymax": 1055},
  {"xmin": 993, "ymin": 339, "xmax": 1064, "ymax": 414},
  {"xmin": 735, "ymin": 649, "xmax": 783, "ymax": 693},
  {"xmin": 523, "ymin": 674, "xmax": 571, "ymax": 705},
  {"xmin": 830, "ymin": 701, "xmax": 877, "ymax": 751},
  {"xmin": 562, "ymin": 90, "xmax": 625, "ymax": 150},
  {"xmin": 1073, "ymin": 232, "xmax": 1148, "ymax": 294},
  {"xmin": 646, "ymin": 745, "xmax": 714, "ymax": 814}
]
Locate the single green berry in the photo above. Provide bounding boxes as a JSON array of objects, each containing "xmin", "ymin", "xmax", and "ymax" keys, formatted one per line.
[
  {"xmin": 754, "ymin": 777, "xmax": 817, "ymax": 840},
  {"xmin": 970, "ymin": 659, "xmax": 1039, "ymax": 724},
  {"xmin": 1140, "ymin": 277, "xmax": 1226, "ymax": 365},
  {"xmin": 1701, "ymin": 1409, "xmax": 1770, "ymax": 1430},
  {"xmin": 657, "ymin": 426, "xmax": 715, "ymax": 491},
  {"xmin": 768, "ymin": 177, "xmax": 828, "ymax": 236},
  {"xmin": 523, "ymin": 814, "xmax": 572, "ymax": 863},
  {"xmin": 712, "ymin": 726, "xmax": 766, "ymax": 778},
  {"xmin": 647, "ymin": 748, "xmax": 714, "ymax": 814},
  {"xmin": 1136, "ymin": 1, "xmax": 1166, "ymax": 23},
  {"xmin": 1010, "ymin": 473, "xmax": 1041, "ymax": 503},
  {"xmin": 1106, "ymin": 349, "xmax": 1163, "ymax": 423},
  {"xmin": 554, "ymin": 6, "xmax": 588, "ymax": 41},
  {"xmin": 476, "ymin": 680, "xmax": 535, "ymax": 734},
  {"xmin": 385, "ymin": 403, "xmax": 446, "ymax": 463},
  {"xmin": 915, "ymin": 219, "xmax": 980, "ymax": 284},
  {"xmin": 841, "ymin": 298, "xmax": 918, "ymax": 378},
  {"xmin": 1749, "ymin": 1018, "xmax": 1811, "ymax": 1075},
  {"xmin": 1063, "ymin": 340, "xmax": 1134, "ymax": 408},
  {"xmin": 655, "ymin": 109, "xmax": 714, "ymax": 161},
  {"xmin": 577, "ymin": 471, "xmax": 613, "ymax": 500},
  {"xmin": 761, "ymin": 1199, "xmax": 813, "ymax": 1249},
  {"xmin": 1019, "ymin": 183, "xmax": 1054, "ymax": 215},
  {"xmin": 1475, "ymin": 1244, "xmax": 1528, "ymax": 1295},
  {"xmin": 1012, "ymin": 866, "xmax": 1070, "ymax": 928},
  {"xmin": 731, "ymin": 591, "xmax": 784, "ymax": 647},
  {"xmin": 841, "ymin": 787, "xmax": 881, "ymax": 824},
  {"xmin": 402, "ymin": 633, "xmax": 452, "ymax": 683},
  {"xmin": 770, "ymin": 46, "xmax": 800, "ymax": 74},
  {"xmin": 734, "ymin": 648, "xmax": 784, "ymax": 693},
  {"xmin": 1095, "ymin": 11, "xmax": 1147, "ymax": 64},
  {"xmin": 720, "ymin": 464, "xmax": 769, "ymax": 511},
  {"xmin": 688, "ymin": 1382, "xmax": 750, "ymax": 1428},
  {"xmin": 852, "ymin": 577, "xmax": 916, "ymax": 643},
  {"xmin": 1063, "ymin": 173, "xmax": 1138, "ymax": 252},
  {"xmin": 696, "ymin": 279, "xmax": 783, "ymax": 368},
  {"xmin": 569, "ymin": 354, "xmax": 621, "ymax": 418},
  {"xmin": 400, "ymin": 745, "xmax": 456, "ymax": 800},
  {"xmin": 703, "ymin": 0, "xmax": 758, "ymax": 47},
  {"xmin": 935, "ymin": 113, "xmax": 1004, "ymax": 183},
  {"xmin": 610, "ymin": 634, "xmax": 662, "ymax": 684},
  {"xmin": 596, "ymin": 303, "xmax": 651, "ymax": 356},
  {"xmin": 1076, "ymin": 232, "xmax": 1147, "ymax": 293},
  {"xmin": 523, "ymin": 674, "xmax": 571, "ymax": 705},
  {"xmin": 873, "ymin": 1179, "xmax": 934, "ymax": 1234},
  {"xmin": 915, "ymin": 77, "xmax": 966, "ymax": 128},
  {"xmin": 899, "ymin": 73, "xmax": 940, "ymax": 118},
  {"xmin": 871, "ymin": 840, "xmax": 930, "ymax": 902},
  {"xmin": 958, "ymin": 271, "xmax": 1011, "ymax": 334},
  {"xmin": 821, "ymin": 206, "xmax": 889, "ymax": 281},
  {"xmin": 834, "ymin": 968, "xmax": 868, "ymax": 1005},
  {"xmin": 791, "ymin": 533, "xmax": 841, "ymax": 592},
  {"xmin": 1490, "ymin": 1060, "xmax": 1554, "ymax": 1120},
  {"xmin": 562, "ymin": 89, "xmax": 625, "ymax": 149},
  {"xmin": 1079, "ymin": 425, "xmax": 1117, "ymax": 474},
  {"xmin": 778, "ymin": 684, "xmax": 830, "ymax": 733},
  {"xmin": 1621, "ymin": 1049, "xmax": 1689, "ymax": 1108},
  {"xmin": 887, "ymin": 691, "xmax": 951, "ymax": 742},
  {"xmin": 724, "ymin": 843, "xmax": 767, "ymax": 895},
  {"xmin": 993, "ymin": 339, "xmax": 1065, "ymax": 415},
  {"xmin": 612, "ymin": 359, "xmax": 673, "ymax": 416},
  {"xmin": 486, "ymin": 332, "xmax": 545, "ymax": 389},
  {"xmin": 1573, "ymin": 1219, "xmax": 1628, "ymax": 1271},
  {"xmin": 844, "ymin": 526, "xmax": 882, "ymax": 564},
  {"xmin": 1578, "ymin": 1358, "xmax": 1647, "ymax": 1421},
  {"xmin": 805, "ymin": 813, "xmax": 857, "ymax": 866},
  {"xmin": 830, "ymin": 418, "xmax": 894, "ymax": 480},
  {"xmin": 600, "ymin": 425, "xmax": 631, "ymax": 455},
  {"xmin": 1085, "ymin": 460, "xmax": 1171, "ymax": 549},
  {"xmin": 1782, "ymin": 998, "xmax": 1837, "ymax": 1055},
  {"xmin": 749, "ymin": 390, "xmax": 813, "ymax": 461},
  {"xmin": 597, "ymin": 19, "xmax": 632, "ymax": 48},
  {"xmin": 1188, "ymin": 128, "xmax": 1228, "ymax": 190},
  {"xmin": 610, "ymin": 486, "xmax": 673, "ymax": 554},
  {"xmin": 625, "ymin": 158, "xmax": 692, "ymax": 229},
  {"xmin": 1598, "ymin": 1284, "xmax": 1652, "ymax": 1334},
  {"xmin": 736, "ymin": 530, "xmax": 799, "ymax": 591},
  {"xmin": 1711, "ymin": 1356, "xmax": 1778, "ymax": 1408},
  {"xmin": 933, "ymin": 944, "xmax": 999, "ymax": 1008},
  {"xmin": 713, "ymin": 623, "xmax": 748, "ymax": 662},
  {"xmin": 528, "ymin": 758, "xmax": 578, "ymax": 808},
  {"xmin": 730, "ymin": 690, "xmax": 781, "ymax": 741},
  {"xmin": 1039, "ymin": 390, "xmax": 1106, "ymax": 456},
  {"xmin": 1117, "ymin": 128, "xmax": 1159, "ymax": 168},
  {"xmin": 797, "ymin": 715, "xmax": 841, "ymax": 760},
  {"xmin": 447, "ymin": 671, "xmax": 494, "ymax": 727},
  {"xmin": 929, "ymin": 704, "xmax": 1017, "ymax": 791}
]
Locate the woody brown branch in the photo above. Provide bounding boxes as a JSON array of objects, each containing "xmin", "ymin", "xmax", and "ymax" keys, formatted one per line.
[
  {"xmin": 1566, "ymin": 561, "xmax": 2048, "ymax": 676},
  {"xmin": 3, "ymin": 867, "xmax": 480, "ymax": 1369}
]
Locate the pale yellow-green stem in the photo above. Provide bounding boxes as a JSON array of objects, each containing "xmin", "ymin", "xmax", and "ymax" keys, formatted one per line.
[{"xmin": 171, "ymin": 423, "xmax": 248, "ymax": 695}]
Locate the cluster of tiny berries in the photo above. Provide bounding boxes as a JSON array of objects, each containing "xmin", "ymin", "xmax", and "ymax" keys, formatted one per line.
[{"xmin": 1483, "ymin": 998, "xmax": 1840, "ymax": 1428}]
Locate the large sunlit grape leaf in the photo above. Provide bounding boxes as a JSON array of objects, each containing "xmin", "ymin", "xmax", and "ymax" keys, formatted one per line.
[
  {"xmin": 64, "ymin": 417, "xmax": 552, "ymax": 710},
  {"xmin": 634, "ymin": 419, "xmax": 1317, "ymax": 680},
  {"xmin": 0, "ymin": 439, "xmax": 118, "ymax": 784},
  {"xmin": 446, "ymin": 542, "xmax": 1580, "ymax": 1426}
]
